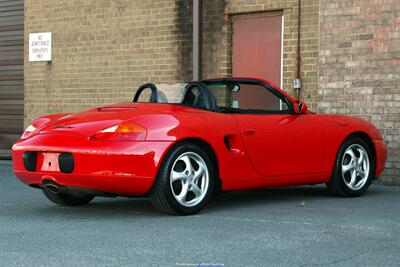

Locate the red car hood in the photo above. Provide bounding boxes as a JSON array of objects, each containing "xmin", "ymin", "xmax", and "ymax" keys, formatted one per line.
[{"xmin": 38, "ymin": 103, "xmax": 188, "ymax": 136}]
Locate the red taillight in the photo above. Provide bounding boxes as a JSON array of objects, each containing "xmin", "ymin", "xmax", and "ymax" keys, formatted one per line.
[
  {"xmin": 90, "ymin": 122, "xmax": 147, "ymax": 141},
  {"xmin": 21, "ymin": 125, "xmax": 37, "ymax": 140},
  {"xmin": 21, "ymin": 118, "xmax": 51, "ymax": 140}
]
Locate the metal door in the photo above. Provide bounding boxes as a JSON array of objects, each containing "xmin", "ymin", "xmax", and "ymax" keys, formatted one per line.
[
  {"xmin": 0, "ymin": 0, "xmax": 24, "ymax": 158},
  {"xmin": 232, "ymin": 12, "xmax": 283, "ymax": 99}
]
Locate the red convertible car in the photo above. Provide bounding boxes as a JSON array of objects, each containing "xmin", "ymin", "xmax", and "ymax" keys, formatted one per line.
[{"xmin": 12, "ymin": 77, "xmax": 387, "ymax": 215}]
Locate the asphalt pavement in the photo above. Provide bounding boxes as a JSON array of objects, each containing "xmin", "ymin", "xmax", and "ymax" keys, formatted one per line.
[{"xmin": 1, "ymin": 160, "xmax": 399, "ymax": 267}]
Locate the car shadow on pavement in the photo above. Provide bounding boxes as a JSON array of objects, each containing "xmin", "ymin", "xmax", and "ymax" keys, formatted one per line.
[
  {"xmin": 208, "ymin": 185, "xmax": 385, "ymax": 210},
  {"xmin": 33, "ymin": 197, "xmax": 157, "ymax": 219},
  {"xmin": 208, "ymin": 186, "xmax": 330, "ymax": 211},
  {"xmin": 29, "ymin": 185, "xmax": 383, "ymax": 218}
]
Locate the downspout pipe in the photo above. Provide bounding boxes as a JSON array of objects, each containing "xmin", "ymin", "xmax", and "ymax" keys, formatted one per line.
[
  {"xmin": 193, "ymin": 0, "xmax": 202, "ymax": 81},
  {"xmin": 295, "ymin": 0, "xmax": 302, "ymax": 99}
]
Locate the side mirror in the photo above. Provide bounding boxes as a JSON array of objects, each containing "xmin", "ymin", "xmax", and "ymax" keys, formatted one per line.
[{"xmin": 293, "ymin": 100, "xmax": 308, "ymax": 114}]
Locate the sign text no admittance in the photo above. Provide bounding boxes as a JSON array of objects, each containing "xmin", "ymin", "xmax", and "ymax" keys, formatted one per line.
[{"xmin": 29, "ymin": 32, "xmax": 52, "ymax": 62}]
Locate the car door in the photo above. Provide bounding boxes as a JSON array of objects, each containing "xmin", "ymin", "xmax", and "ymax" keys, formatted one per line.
[{"xmin": 232, "ymin": 83, "xmax": 328, "ymax": 177}]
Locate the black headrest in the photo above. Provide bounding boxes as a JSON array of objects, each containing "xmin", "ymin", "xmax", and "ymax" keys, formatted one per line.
[{"xmin": 181, "ymin": 82, "xmax": 218, "ymax": 112}]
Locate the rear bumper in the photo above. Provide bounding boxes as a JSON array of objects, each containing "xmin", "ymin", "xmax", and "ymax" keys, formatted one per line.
[
  {"xmin": 373, "ymin": 139, "xmax": 387, "ymax": 178},
  {"xmin": 12, "ymin": 134, "xmax": 173, "ymax": 195}
]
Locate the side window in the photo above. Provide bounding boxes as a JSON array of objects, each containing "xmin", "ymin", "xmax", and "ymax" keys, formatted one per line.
[
  {"xmin": 231, "ymin": 84, "xmax": 288, "ymax": 111},
  {"xmin": 208, "ymin": 82, "xmax": 290, "ymax": 113}
]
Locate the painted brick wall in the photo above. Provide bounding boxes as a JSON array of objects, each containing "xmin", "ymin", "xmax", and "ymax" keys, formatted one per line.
[
  {"xmin": 24, "ymin": 0, "xmax": 193, "ymax": 124},
  {"xmin": 319, "ymin": 0, "xmax": 400, "ymax": 183}
]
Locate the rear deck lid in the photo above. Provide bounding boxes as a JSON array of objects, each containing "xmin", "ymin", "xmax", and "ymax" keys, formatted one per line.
[{"xmin": 39, "ymin": 105, "xmax": 154, "ymax": 136}]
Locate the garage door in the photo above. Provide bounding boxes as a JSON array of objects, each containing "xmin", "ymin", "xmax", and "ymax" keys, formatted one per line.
[{"xmin": 0, "ymin": 0, "xmax": 24, "ymax": 159}]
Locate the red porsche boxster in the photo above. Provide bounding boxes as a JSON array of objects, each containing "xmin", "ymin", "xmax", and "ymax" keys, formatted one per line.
[{"xmin": 12, "ymin": 77, "xmax": 387, "ymax": 215}]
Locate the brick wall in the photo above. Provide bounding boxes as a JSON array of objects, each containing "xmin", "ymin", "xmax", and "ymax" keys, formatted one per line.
[
  {"xmin": 24, "ymin": 0, "xmax": 193, "ymax": 124},
  {"xmin": 319, "ymin": 0, "xmax": 400, "ymax": 183},
  {"xmin": 25, "ymin": 0, "xmax": 398, "ymax": 181},
  {"xmin": 25, "ymin": 0, "xmax": 319, "ymax": 123},
  {"xmin": 201, "ymin": 0, "xmax": 320, "ymax": 111}
]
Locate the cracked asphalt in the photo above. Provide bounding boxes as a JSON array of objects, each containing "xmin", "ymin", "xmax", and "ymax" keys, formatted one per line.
[{"xmin": 1, "ymin": 160, "xmax": 400, "ymax": 267}]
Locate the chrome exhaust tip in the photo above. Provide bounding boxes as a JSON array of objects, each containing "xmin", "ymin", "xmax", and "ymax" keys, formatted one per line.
[{"xmin": 43, "ymin": 182, "xmax": 62, "ymax": 194}]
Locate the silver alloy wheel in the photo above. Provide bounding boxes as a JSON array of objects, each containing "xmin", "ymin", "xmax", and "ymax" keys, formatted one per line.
[
  {"xmin": 170, "ymin": 152, "xmax": 209, "ymax": 207},
  {"xmin": 341, "ymin": 144, "xmax": 370, "ymax": 191}
]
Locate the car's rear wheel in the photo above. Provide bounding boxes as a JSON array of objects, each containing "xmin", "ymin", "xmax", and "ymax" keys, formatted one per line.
[
  {"xmin": 150, "ymin": 142, "xmax": 215, "ymax": 215},
  {"xmin": 326, "ymin": 137, "xmax": 374, "ymax": 197},
  {"xmin": 42, "ymin": 188, "xmax": 94, "ymax": 206}
]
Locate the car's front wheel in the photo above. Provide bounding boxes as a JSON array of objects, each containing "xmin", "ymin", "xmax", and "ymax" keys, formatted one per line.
[
  {"xmin": 326, "ymin": 137, "xmax": 375, "ymax": 197},
  {"xmin": 150, "ymin": 143, "xmax": 215, "ymax": 215}
]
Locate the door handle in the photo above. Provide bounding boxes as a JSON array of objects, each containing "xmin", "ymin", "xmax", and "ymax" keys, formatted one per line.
[{"xmin": 242, "ymin": 128, "xmax": 255, "ymax": 135}]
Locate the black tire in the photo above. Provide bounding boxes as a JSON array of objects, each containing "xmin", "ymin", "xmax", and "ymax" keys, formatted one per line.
[
  {"xmin": 150, "ymin": 142, "xmax": 215, "ymax": 215},
  {"xmin": 42, "ymin": 188, "xmax": 94, "ymax": 206},
  {"xmin": 326, "ymin": 137, "xmax": 375, "ymax": 197}
]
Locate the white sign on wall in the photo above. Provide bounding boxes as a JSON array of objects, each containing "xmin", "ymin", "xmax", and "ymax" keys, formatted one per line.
[{"xmin": 29, "ymin": 32, "xmax": 52, "ymax": 62}]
